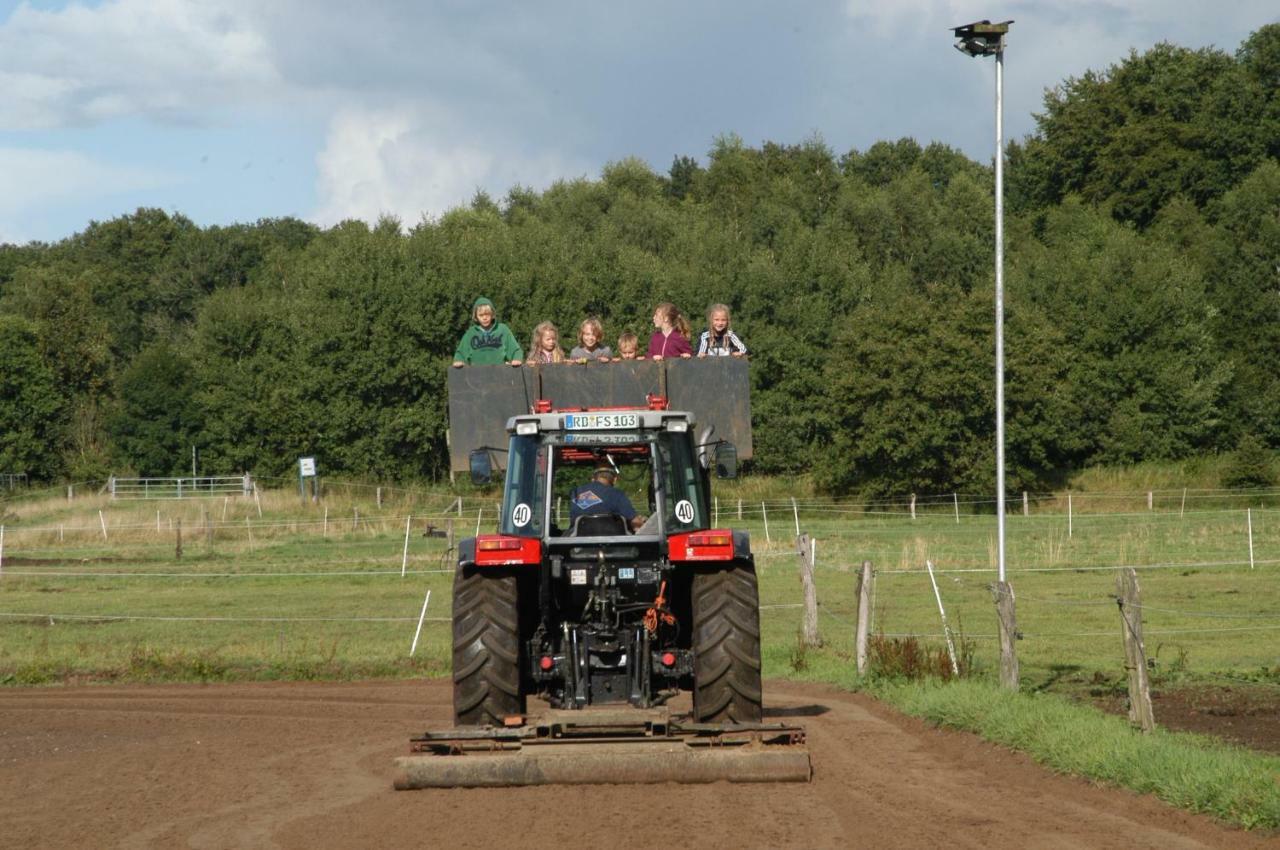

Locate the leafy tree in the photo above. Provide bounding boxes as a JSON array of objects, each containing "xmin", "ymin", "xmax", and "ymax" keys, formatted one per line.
[
  {"xmin": 108, "ymin": 343, "xmax": 202, "ymax": 476},
  {"xmin": 0, "ymin": 316, "xmax": 64, "ymax": 479}
]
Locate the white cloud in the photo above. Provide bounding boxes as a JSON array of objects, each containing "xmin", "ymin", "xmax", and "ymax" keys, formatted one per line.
[
  {"xmin": 311, "ymin": 105, "xmax": 589, "ymax": 228},
  {"xmin": 0, "ymin": 0, "xmax": 279, "ymax": 129},
  {"xmin": 0, "ymin": 146, "xmax": 171, "ymax": 242}
]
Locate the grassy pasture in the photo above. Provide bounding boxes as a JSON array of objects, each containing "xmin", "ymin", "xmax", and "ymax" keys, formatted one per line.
[{"xmin": 1, "ymin": 481, "xmax": 1277, "ymax": 693}]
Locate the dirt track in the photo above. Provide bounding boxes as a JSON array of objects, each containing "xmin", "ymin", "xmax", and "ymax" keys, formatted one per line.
[{"xmin": 1, "ymin": 679, "xmax": 1275, "ymax": 849}]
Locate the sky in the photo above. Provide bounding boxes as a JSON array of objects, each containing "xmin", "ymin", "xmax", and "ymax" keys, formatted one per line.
[{"xmin": 0, "ymin": 0, "xmax": 1274, "ymax": 244}]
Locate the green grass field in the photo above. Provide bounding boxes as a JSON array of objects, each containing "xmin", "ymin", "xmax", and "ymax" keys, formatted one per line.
[{"xmin": 1, "ymin": 479, "xmax": 1277, "ymax": 693}]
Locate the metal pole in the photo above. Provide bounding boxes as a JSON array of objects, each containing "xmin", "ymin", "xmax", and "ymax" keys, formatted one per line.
[{"xmin": 994, "ymin": 46, "xmax": 1007, "ymax": 584}]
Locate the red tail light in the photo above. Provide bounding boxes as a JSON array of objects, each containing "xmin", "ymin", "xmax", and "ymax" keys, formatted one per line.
[
  {"xmin": 661, "ymin": 652, "xmax": 676, "ymax": 667},
  {"xmin": 474, "ymin": 535, "xmax": 542, "ymax": 566},
  {"xmin": 533, "ymin": 399, "xmax": 553, "ymax": 413},
  {"xmin": 646, "ymin": 394, "xmax": 668, "ymax": 410},
  {"xmin": 668, "ymin": 530, "xmax": 735, "ymax": 562}
]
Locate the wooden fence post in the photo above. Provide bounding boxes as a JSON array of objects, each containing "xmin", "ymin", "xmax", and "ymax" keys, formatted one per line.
[
  {"xmin": 991, "ymin": 581, "xmax": 1019, "ymax": 690},
  {"xmin": 377, "ymin": 487, "xmax": 383, "ymax": 509},
  {"xmin": 1022, "ymin": 491, "xmax": 1029, "ymax": 516},
  {"xmin": 796, "ymin": 533, "xmax": 821, "ymax": 648},
  {"xmin": 855, "ymin": 560, "xmax": 873, "ymax": 675},
  {"xmin": 175, "ymin": 519, "xmax": 183, "ymax": 560},
  {"xmin": 910, "ymin": 494, "xmax": 916, "ymax": 520},
  {"xmin": 1116, "ymin": 568, "xmax": 1155, "ymax": 733}
]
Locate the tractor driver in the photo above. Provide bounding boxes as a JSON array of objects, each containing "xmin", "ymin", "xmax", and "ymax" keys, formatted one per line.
[{"xmin": 569, "ymin": 464, "xmax": 645, "ymax": 532}]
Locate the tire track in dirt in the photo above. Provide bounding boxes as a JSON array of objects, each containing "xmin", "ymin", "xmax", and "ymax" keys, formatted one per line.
[{"xmin": 0, "ymin": 680, "xmax": 1274, "ymax": 849}]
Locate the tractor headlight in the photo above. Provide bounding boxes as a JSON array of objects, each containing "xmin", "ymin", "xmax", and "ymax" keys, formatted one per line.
[{"xmin": 516, "ymin": 420, "xmax": 539, "ymax": 435}]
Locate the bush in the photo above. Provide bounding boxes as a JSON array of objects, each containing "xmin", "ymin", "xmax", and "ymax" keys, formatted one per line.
[{"xmin": 1222, "ymin": 434, "xmax": 1276, "ymax": 489}]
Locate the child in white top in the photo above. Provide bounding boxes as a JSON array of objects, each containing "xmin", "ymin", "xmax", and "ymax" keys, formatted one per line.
[{"xmin": 696, "ymin": 304, "xmax": 748, "ymax": 357}]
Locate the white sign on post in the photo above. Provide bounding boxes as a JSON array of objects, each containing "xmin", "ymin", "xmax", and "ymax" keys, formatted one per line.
[{"xmin": 299, "ymin": 457, "xmax": 317, "ymax": 477}]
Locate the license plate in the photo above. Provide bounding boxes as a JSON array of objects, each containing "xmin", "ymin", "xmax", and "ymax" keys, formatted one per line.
[
  {"xmin": 570, "ymin": 569, "xmax": 588, "ymax": 585},
  {"xmin": 565, "ymin": 413, "xmax": 639, "ymax": 430}
]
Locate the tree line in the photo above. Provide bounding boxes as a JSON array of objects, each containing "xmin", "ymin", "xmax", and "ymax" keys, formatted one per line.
[{"xmin": 1, "ymin": 25, "xmax": 1277, "ymax": 498}]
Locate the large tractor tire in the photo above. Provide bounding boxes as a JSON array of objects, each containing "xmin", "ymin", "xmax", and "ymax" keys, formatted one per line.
[
  {"xmin": 452, "ymin": 566, "xmax": 525, "ymax": 726},
  {"xmin": 691, "ymin": 560, "xmax": 763, "ymax": 723}
]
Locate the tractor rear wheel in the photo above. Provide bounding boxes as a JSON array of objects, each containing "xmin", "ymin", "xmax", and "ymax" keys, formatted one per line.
[
  {"xmin": 452, "ymin": 566, "xmax": 524, "ymax": 726},
  {"xmin": 691, "ymin": 560, "xmax": 763, "ymax": 723}
]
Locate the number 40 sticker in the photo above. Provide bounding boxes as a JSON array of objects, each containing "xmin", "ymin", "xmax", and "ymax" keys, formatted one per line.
[
  {"xmin": 512, "ymin": 503, "xmax": 532, "ymax": 527},
  {"xmin": 674, "ymin": 500, "xmax": 695, "ymax": 524}
]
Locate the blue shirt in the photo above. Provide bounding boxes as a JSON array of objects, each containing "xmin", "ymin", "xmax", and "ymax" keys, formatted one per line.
[{"xmin": 569, "ymin": 480, "xmax": 637, "ymax": 522}]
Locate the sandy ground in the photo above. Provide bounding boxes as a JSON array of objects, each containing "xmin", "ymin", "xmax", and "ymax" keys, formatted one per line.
[{"xmin": 1, "ymin": 679, "xmax": 1276, "ymax": 850}]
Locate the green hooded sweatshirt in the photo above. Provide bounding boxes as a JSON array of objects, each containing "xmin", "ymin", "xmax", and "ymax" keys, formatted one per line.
[{"xmin": 453, "ymin": 297, "xmax": 523, "ymax": 365}]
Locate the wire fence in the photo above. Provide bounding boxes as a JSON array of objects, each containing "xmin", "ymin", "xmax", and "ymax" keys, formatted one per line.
[{"xmin": 0, "ymin": 482, "xmax": 1277, "ymax": 684}]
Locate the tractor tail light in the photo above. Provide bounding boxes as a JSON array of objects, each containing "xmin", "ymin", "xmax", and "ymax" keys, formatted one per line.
[
  {"xmin": 475, "ymin": 535, "xmax": 542, "ymax": 566},
  {"xmin": 669, "ymin": 530, "xmax": 735, "ymax": 562}
]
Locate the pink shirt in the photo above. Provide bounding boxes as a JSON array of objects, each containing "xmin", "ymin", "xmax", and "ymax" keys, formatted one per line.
[{"xmin": 646, "ymin": 330, "xmax": 692, "ymax": 358}]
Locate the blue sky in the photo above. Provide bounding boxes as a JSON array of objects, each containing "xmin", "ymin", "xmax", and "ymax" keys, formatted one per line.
[{"xmin": 0, "ymin": 0, "xmax": 1274, "ymax": 244}]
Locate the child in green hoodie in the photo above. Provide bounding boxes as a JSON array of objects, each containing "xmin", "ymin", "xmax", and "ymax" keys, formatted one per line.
[{"xmin": 452, "ymin": 297, "xmax": 524, "ymax": 367}]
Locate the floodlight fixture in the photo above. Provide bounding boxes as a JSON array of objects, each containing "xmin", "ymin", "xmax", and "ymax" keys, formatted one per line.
[{"xmin": 951, "ymin": 19, "xmax": 1012, "ymax": 57}]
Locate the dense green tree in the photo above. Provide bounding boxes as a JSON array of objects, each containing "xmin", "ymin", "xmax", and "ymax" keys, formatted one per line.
[
  {"xmin": 0, "ymin": 316, "xmax": 65, "ymax": 478},
  {"xmin": 107, "ymin": 343, "xmax": 202, "ymax": 476}
]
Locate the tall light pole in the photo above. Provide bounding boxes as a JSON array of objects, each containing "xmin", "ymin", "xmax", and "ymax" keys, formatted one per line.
[{"xmin": 952, "ymin": 19, "xmax": 1013, "ymax": 582}]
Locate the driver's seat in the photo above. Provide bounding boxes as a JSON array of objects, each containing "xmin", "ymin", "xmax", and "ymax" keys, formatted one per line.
[{"xmin": 571, "ymin": 513, "xmax": 628, "ymax": 537}]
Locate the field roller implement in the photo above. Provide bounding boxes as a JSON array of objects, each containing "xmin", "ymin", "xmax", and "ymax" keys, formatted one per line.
[{"xmin": 394, "ymin": 707, "xmax": 811, "ymax": 788}]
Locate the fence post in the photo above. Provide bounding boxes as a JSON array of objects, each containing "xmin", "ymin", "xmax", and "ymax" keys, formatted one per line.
[
  {"xmin": 991, "ymin": 581, "xmax": 1019, "ymax": 690},
  {"xmin": 791, "ymin": 497, "xmax": 800, "ymax": 537},
  {"xmin": 796, "ymin": 533, "xmax": 821, "ymax": 648},
  {"xmin": 1247, "ymin": 508, "xmax": 1255, "ymax": 570},
  {"xmin": 409, "ymin": 590, "xmax": 433, "ymax": 657},
  {"xmin": 1068, "ymin": 493, "xmax": 1073, "ymax": 538},
  {"xmin": 401, "ymin": 515, "xmax": 412, "ymax": 577},
  {"xmin": 377, "ymin": 487, "xmax": 383, "ymax": 509},
  {"xmin": 323, "ymin": 506, "xmax": 328, "ymax": 537},
  {"xmin": 925, "ymin": 560, "xmax": 959, "ymax": 676},
  {"xmin": 175, "ymin": 518, "xmax": 183, "ymax": 560},
  {"xmin": 714, "ymin": 497, "xmax": 719, "ymax": 527},
  {"xmin": 1116, "ymin": 568, "xmax": 1155, "ymax": 733},
  {"xmin": 1147, "ymin": 491, "xmax": 1153, "ymax": 511},
  {"xmin": 204, "ymin": 507, "xmax": 213, "ymax": 546},
  {"xmin": 0, "ymin": 525, "xmax": 5, "ymax": 574},
  {"xmin": 761, "ymin": 502, "xmax": 770, "ymax": 545},
  {"xmin": 99, "ymin": 510, "xmax": 109, "ymax": 541},
  {"xmin": 474, "ymin": 508, "xmax": 483, "ymax": 537},
  {"xmin": 67, "ymin": 484, "xmax": 73, "ymax": 501},
  {"xmin": 954, "ymin": 493, "xmax": 960, "ymax": 524},
  {"xmin": 855, "ymin": 561, "xmax": 873, "ymax": 675},
  {"xmin": 910, "ymin": 493, "xmax": 916, "ymax": 520},
  {"xmin": 737, "ymin": 499, "xmax": 742, "ymax": 520},
  {"xmin": 1022, "ymin": 491, "xmax": 1028, "ymax": 516}
]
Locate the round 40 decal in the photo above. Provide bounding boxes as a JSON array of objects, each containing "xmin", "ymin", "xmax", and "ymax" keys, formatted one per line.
[
  {"xmin": 674, "ymin": 499, "xmax": 695, "ymax": 524},
  {"xmin": 511, "ymin": 503, "xmax": 532, "ymax": 527}
]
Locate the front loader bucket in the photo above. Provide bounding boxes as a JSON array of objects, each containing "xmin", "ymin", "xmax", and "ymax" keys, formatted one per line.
[{"xmin": 393, "ymin": 708, "xmax": 811, "ymax": 788}]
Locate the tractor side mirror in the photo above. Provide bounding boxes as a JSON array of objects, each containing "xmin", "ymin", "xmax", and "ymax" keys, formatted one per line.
[
  {"xmin": 714, "ymin": 443, "xmax": 738, "ymax": 479},
  {"xmin": 469, "ymin": 449, "xmax": 492, "ymax": 486}
]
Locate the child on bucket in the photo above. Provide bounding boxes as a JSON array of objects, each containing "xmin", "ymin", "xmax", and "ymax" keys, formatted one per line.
[
  {"xmin": 452, "ymin": 297, "xmax": 523, "ymax": 367},
  {"xmin": 526, "ymin": 321, "xmax": 567, "ymax": 365},
  {"xmin": 616, "ymin": 332, "xmax": 640, "ymax": 360},
  {"xmin": 696, "ymin": 303, "xmax": 748, "ymax": 357},
  {"xmin": 646, "ymin": 302, "xmax": 692, "ymax": 361},
  {"xmin": 570, "ymin": 318, "xmax": 612, "ymax": 363}
]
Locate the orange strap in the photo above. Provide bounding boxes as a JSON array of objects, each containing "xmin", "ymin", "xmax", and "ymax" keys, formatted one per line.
[{"xmin": 643, "ymin": 580, "xmax": 677, "ymax": 634}]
